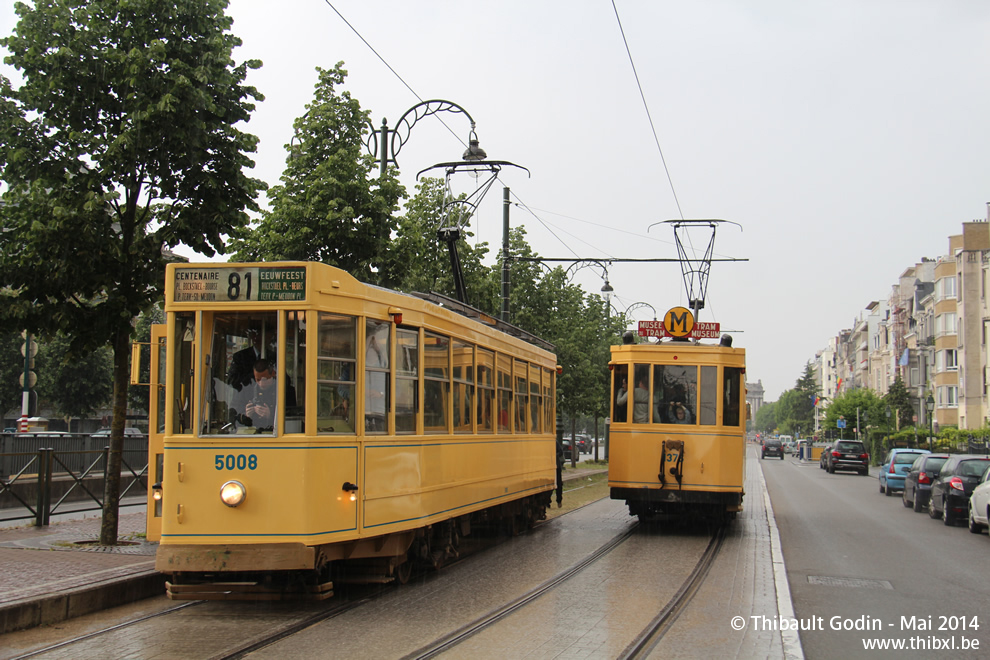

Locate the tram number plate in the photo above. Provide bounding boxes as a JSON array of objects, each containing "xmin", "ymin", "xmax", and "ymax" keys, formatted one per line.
[
  {"xmin": 215, "ymin": 454, "xmax": 258, "ymax": 471},
  {"xmin": 665, "ymin": 450, "xmax": 681, "ymax": 464}
]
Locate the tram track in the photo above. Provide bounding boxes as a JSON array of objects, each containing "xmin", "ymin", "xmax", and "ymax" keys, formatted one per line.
[
  {"xmin": 400, "ymin": 518, "xmax": 727, "ymax": 660},
  {"xmin": 618, "ymin": 522, "xmax": 728, "ymax": 659}
]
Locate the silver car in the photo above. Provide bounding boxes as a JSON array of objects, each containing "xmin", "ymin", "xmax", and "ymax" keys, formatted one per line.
[{"xmin": 968, "ymin": 463, "xmax": 990, "ymax": 534}]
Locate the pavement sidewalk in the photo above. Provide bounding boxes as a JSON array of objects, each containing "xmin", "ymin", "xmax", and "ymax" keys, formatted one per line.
[
  {"xmin": 0, "ymin": 466, "xmax": 607, "ymax": 635},
  {"xmin": 0, "ymin": 509, "xmax": 162, "ymax": 635}
]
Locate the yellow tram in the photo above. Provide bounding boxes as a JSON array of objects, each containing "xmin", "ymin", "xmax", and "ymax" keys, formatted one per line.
[
  {"xmin": 608, "ymin": 307, "xmax": 746, "ymax": 521},
  {"xmin": 145, "ymin": 262, "xmax": 558, "ymax": 599}
]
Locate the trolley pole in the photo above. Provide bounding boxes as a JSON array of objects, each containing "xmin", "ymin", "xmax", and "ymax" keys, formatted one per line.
[{"xmin": 501, "ymin": 187, "xmax": 510, "ymax": 322}]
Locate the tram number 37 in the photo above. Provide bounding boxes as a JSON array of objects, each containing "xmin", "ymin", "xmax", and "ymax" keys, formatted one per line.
[{"xmin": 215, "ymin": 454, "xmax": 258, "ymax": 471}]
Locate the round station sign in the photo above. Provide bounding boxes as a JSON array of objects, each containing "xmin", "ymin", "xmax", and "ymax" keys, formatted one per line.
[{"xmin": 663, "ymin": 307, "xmax": 695, "ymax": 338}]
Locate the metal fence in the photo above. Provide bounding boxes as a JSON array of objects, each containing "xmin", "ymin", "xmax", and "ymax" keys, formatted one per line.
[{"xmin": 0, "ymin": 433, "xmax": 148, "ymax": 526}]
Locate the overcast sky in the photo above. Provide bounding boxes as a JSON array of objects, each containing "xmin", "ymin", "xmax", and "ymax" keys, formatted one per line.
[{"xmin": 3, "ymin": 1, "xmax": 989, "ymax": 401}]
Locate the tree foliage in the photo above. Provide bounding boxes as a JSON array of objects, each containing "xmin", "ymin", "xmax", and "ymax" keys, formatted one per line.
[
  {"xmin": 883, "ymin": 374, "xmax": 915, "ymax": 431},
  {"xmin": 36, "ymin": 332, "xmax": 113, "ymax": 422},
  {"xmin": 0, "ymin": 0, "xmax": 266, "ymax": 543},
  {"xmin": 384, "ymin": 177, "xmax": 493, "ymax": 305},
  {"xmin": 230, "ymin": 63, "xmax": 403, "ymax": 285}
]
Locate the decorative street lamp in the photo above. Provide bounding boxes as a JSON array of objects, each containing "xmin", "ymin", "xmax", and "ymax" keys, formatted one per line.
[
  {"xmin": 601, "ymin": 279, "xmax": 613, "ymax": 318},
  {"xmin": 925, "ymin": 394, "xmax": 935, "ymax": 452}
]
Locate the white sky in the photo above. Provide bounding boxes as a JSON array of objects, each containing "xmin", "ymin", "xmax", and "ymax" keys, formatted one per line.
[{"xmin": 3, "ymin": 1, "xmax": 989, "ymax": 401}]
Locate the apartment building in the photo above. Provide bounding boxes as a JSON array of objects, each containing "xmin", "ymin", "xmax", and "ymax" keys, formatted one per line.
[{"xmin": 815, "ymin": 214, "xmax": 990, "ymax": 432}]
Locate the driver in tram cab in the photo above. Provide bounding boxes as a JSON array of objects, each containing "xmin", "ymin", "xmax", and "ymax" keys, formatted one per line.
[{"xmin": 242, "ymin": 360, "xmax": 278, "ymax": 430}]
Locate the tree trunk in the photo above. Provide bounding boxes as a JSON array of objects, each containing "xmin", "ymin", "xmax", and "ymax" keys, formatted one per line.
[{"xmin": 99, "ymin": 327, "xmax": 131, "ymax": 546}]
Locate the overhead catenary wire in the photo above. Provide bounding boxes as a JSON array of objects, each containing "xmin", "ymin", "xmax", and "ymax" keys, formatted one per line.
[{"xmin": 611, "ymin": 0, "xmax": 684, "ymax": 222}]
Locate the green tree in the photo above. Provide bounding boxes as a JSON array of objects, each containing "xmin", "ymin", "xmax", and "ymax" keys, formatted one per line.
[
  {"xmin": 0, "ymin": 331, "xmax": 26, "ymax": 420},
  {"xmin": 230, "ymin": 63, "xmax": 403, "ymax": 285},
  {"xmin": 883, "ymin": 374, "xmax": 915, "ymax": 432},
  {"xmin": 35, "ymin": 332, "xmax": 113, "ymax": 425},
  {"xmin": 755, "ymin": 400, "xmax": 778, "ymax": 435},
  {"xmin": 0, "ymin": 0, "xmax": 266, "ymax": 544}
]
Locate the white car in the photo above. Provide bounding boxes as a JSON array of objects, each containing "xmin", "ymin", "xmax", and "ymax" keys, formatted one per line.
[{"xmin": 968, "ymin": 464, "xmax": 990, "ymax": 534}]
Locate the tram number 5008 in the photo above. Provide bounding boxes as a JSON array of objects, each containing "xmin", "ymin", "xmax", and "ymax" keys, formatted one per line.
[{"xmin": 215, "ymin": 454, "xmax": 258, "ymax": 471}]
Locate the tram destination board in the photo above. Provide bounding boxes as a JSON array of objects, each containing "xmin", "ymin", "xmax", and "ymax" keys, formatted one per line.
[
  {"xmin": 638, "ymin": 319, "xmax": 721, "ymax": 339},
  {"xmin": 174, "ymin": 266, "xmax": 307, "ymax": 302}
]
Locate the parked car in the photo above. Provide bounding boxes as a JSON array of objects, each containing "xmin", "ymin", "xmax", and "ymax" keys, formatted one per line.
[
  {"xmin": 91, "ymin": 427, "xmax": 144, "ymax": 437},
  {"xmin": 761, "ymin": 438, "xmax": 783, "ymax": 459},
  {"xmin": 902, "ymin": 453, "xmax": 949, "ymax": 513},
  {"xmin": 824, "ymin": 440, "xmax": 869, "ymax": 475},
  {"xmin": 928, "ymin": 455, "xmax": 990, "ymax": 525},
  {"xmin": 819, "ymin": 444, "xmax": 832, "ymax": 469},
  {"xmin": 967, "ymin": 464, "xmax": 990, "ymax": 534},
  {"xmin": 2, "ymin": 427, "xmax": 17, "ymax": 434},
  {"xmin": 879, "ymin": 448, "xmax": 929, "ymax": 496}
]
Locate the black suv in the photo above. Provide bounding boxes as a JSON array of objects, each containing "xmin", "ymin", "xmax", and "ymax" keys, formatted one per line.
[
  {"xmin": 761, "ymin": 438, "xmax": 783, "ymax": 459},
  {"xmin": 825, "ymin": 440, "xmax": 869, "ymax": 475}
]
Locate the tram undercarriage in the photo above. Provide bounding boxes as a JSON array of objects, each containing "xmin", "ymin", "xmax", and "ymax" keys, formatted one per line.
[
  {"xmin": 160, "ymin": 492, "xmax": 551, "ymax": 601},
  {"xmin": 611, "ymin": 486, "xmax": 743, "ymax": 522}
]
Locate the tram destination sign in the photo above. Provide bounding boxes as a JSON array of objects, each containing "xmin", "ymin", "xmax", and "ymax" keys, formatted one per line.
[
  {"xmin": 638, "ymin": 320, "xmax": 721, "ymax": 340},
  {"xmin": 174, "ymin": 267, "xmax": 307, "ymax": 302}
]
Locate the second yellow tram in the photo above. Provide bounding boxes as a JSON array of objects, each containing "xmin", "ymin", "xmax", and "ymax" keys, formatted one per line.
[{"xmin": 608, "ymin": 311, "xmax": 746, "ymax": 521}]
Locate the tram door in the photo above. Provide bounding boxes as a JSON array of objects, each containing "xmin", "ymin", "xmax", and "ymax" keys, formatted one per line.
[{"xmin": 146, "ymin": 324, "xmax": 166, "ymax": 542}]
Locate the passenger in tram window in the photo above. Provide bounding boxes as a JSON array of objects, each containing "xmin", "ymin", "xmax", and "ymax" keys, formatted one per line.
[
  {"xmin": 670, "ymin": 401, "xmax": 694, "ymax": 424},
  {"xmin": 617, "ymin": 366, "xmax": 650, "ymax": 423}
]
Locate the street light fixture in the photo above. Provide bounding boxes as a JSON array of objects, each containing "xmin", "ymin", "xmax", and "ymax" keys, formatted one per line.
[{"xmin": 925, "ymin": 394, "xmax": 935, "ymax": 452}]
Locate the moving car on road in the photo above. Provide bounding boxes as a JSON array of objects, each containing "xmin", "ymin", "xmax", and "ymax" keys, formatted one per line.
[
  {"xmin": 824, "ymin": 440, "xmax": 869, "ymax": 475},
  {"xmin": 762, "ymin": 438, "xmax": 784, "ymax": 460},
  {"xmin": 879, "ymin": 448, "xmax": 929, "ymax": 496}
]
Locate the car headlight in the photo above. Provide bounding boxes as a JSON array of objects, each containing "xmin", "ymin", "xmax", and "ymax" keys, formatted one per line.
[{"xmin": 220, "ymin": 480, "xmax": 247, "ymax": 507}]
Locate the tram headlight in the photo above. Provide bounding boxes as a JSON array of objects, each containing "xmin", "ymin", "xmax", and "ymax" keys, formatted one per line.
[
  {"xmin": 151, "ymin": 482, "xmax": 163, "ymax": 502},
  {"xmin": 219, "ymin": 480, "xmax": 247, "ymax": 507}
]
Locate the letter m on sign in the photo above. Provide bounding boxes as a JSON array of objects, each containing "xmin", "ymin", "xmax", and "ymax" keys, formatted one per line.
[{"xmin": 663, "ymin": 306, "xmax": 695, "ymax": 338}]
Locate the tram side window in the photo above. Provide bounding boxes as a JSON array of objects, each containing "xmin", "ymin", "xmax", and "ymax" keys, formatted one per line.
[
  {"xmin": 514, "ymin": 359, "xmax": 528, "ymax": 433},
  {"xmin": 203, "ymin": 312, "xmax": 279, "ymax": 435},
  {"xmin": 396, "ymin": 328, "xmax": 419, "ymax": 433},
  {"xmin": 172, "ymin": 313, "xmax": 195, "ymax": 434},
  {"xmin": 452, "ymin": 340, "xmax": 474, "ymax": 433},
  {"xmin": 529, "ymin": 364, "xmax": 542, "ymax": 434},
  {"xmin": 612, "ymin": 364, "xmax": 629, "ymax": 423},
  {"xmin": 365, "ymin": 320, "xmax": 390, "ymax": 434},
  {"xmin": 497, "ymin": 355, "xmax": 511, "ymax": 432},
  {"xmin": 285, "ymin": 311, "xmax": 306, "ymax": 433},
  {"xmin": 699, "ymin": 366, "xmax": 717, "ymax": 426},
  {"xmin": 654, "ymin": 364, "xmax": 697, "ymax": 425},
  {"xmin": 477, "ymin": 349, "xmax": 494, "ymax": 433},
  {"xmin": 156, "ymin": 337, "xmax": 167, "ymax": 434},
  {"xmin": 317, "ymin": 314, "xmax": 356, "ymax": 434},
  {"xmin": 424, "ymin": 332, "xmax": 449, "ymax": 433},
  {"xmin": 723, "ymin": 367, "xmax": 744, "ymax": 427},
  {"xmin": 544, "ymin": 368, "xmax": 554, "ymax": 432},
  {"xmin": 619, "ymin": 364, "xmax": 650, "ymax": 424}
]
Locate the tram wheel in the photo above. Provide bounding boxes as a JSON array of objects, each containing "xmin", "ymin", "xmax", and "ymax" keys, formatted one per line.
[{"xmin": 395, "ymin": 558, "xmax": 412, "ymax": 585}]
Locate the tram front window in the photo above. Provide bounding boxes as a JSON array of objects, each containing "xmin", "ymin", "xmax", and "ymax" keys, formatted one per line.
[
  {"xmin": 202, "ymin": 312, "xmax": 280, "ymax": 435},
  {"xmin": 654, "ymin": 364, "xmax": 697, "ymax": 425}
]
